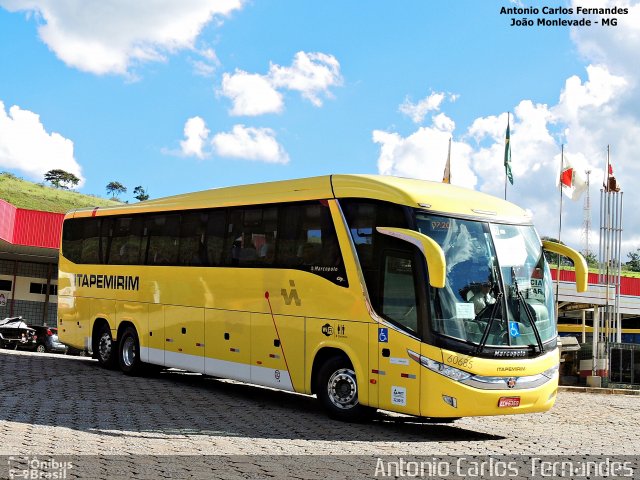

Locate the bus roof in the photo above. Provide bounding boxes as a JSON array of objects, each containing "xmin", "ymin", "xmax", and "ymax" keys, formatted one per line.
[{"xmin": 67, "ymin": 174, "xmax": 530, "ymax": 222}]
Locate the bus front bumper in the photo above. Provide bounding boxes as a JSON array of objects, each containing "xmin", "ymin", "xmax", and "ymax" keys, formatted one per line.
[{"xmin": 420, "ymin": 369, "xmax": 559, "ymax": 418}]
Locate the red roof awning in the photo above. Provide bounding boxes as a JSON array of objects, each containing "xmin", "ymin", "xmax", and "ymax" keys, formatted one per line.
[{"xmin": 0, "ymin": 199, "xmax": 64, "ymax": 250}]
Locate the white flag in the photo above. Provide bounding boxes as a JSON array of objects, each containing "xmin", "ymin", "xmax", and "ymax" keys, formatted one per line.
[{"xmin": 557, "ymin": 155, "xmax": 587, "ymax": 201}]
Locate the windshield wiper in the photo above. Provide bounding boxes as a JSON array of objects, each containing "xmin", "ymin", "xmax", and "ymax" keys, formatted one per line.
[
  {"xmin": 475, "ymin": 292, "xmax": 503, "ymax": 355},
  {"xmin": 511, "ymin": 267, "xmax": 544, "ymax": 354}
]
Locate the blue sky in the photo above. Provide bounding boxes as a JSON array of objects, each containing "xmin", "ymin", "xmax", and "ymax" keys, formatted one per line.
[{"xmin": 0, "ymin": 1, "xmax": 638, "ymax": 254}]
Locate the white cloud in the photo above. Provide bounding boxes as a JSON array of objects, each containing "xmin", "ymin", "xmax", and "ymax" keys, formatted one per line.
[
  {"xmin": 373, "ymin": 114, "xmax": 477, "ymax": 188},
  {"xmin": 212, "ymin": 125, "xmax": 289, "ymax": 164},
  {"xmin": 190, "ymin": 47, "xmax": 220, "ymax": 77},
  {"xmin": 0, "ymin": 0, "xmax": 243, "ymax": 76},
  {"xmin": 180, "ymin": 116, "xmax": 210, "ymax": 159},
  {"xmin": 0, "ymin": 101, "xmax": 84, "ymax": 185},
  {"xmin": 268, "ymin": 51, "xmax": 342, "ymax": 107},
  {"xmin": 373, "ymin": 0, "xmax": 640, "ymax": 257},
  {"xmin": 570, "ymin": 0, "xmax": 640, "ymax": 81},
  {"xmin": 373, "ymin": 57, "xmax": 639, "ymax": 252},
  {"xmin": 218, "ymin": 51, "xmax": 342, "ymax": 115},
  {"xmin": 221, "ymin": 70, "xmax": 283, "ymax": 116},
  {"xmin": 399, "ymin": 92, "xmax": 446, "ymax": 123}
]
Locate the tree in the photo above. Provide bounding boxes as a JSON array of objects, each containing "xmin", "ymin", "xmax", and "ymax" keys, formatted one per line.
[
  {"xmin": 106, "ymin": 181, "xmax": 127, "ymax": 199},
  {"xmin": 627, "ymin": 248, "xmax": 640, "ymax": 272},
  {"xmin": 44, "ymin": 169, "xmax": 80, "ymax": 189},
  {"xmin": 133, "ymin": 186, "xmax": 149, "ymax": 202},
  {"xmin": 582, "ymin": 251, "xmax": 598, "ymax": 268},
  {"xmin": 541, "ymin": 236, "xmax": 568, "ymax": 266}
]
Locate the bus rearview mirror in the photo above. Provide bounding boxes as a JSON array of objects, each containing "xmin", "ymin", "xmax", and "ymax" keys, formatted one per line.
[
  {"xmin": 542, "ymin": 240, "xmax": 588, "ymax": 293},
  {"xmin": 376, "ymin": 227, "xmax": 446, "ymax": 288}
]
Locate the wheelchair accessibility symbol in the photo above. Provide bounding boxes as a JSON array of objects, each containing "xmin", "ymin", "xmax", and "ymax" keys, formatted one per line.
[
  {"xmin": 509, "ymin": 322, "xmax": 521, "ymax": 338},
  {"xmin": 378, "ymin": 327, "xmax": 388, "ymax": 343}
]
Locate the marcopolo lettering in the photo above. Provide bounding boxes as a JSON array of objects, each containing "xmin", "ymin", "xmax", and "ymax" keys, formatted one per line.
[{"xmin": 76, "ymin": 274, "xmax": 140, "ymax": 291}]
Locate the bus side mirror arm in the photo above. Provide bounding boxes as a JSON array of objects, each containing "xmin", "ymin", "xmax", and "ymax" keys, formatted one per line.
[
  {"xmin": 376, "ymin": 227, "xmax": 446, "ymax": 288},
  {"xmin": 542, "ymin": 240, "xmax": 588, "ymax": 293}
]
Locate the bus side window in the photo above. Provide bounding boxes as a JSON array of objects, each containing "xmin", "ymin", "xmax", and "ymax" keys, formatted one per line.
[
  {"xmin": 100, "ymin": 217, "xmax": 113, "ymax": 264},
  {"xmin": 381, "ymin": 253, "xmax": 418, "ymax": 334},
  {"xmin": 276, "ymin": 202, "xmax": 346, "ymax": 284},
  {"xmin": 223, "ymin": 206, "xmax": 279, "ymax": 267},
  {"xmin": 256, "ymin": 206, "xmax": 278, "ymax": 265},
  {"xmin": 341, "ymin": 199, "xmax": 409, "ymax": 310},
  {"xmin": 178, "ymin": 212, "xmax": 209, "ymax": 266},
  {"xmin": 225, "ymin": 209, "xmax": 244, "ymax": 266},
  {"xmin": 108, "ymin": 217, "xmax": 144, "ymax": 265},
  {"xmin": 277, "ymin": 204, "xmax": 304, "ymax": 267},
  {"xmin": 79, "ymin": 218, "xmax": 101, "ymax": 264},
  {"xmin": 62, "ymin": 217, "xmax": 104, "ymax": 264},
  {"xmin": 62, "ymin": 218, "xmax": 85, "ymax": 263},
  {"xmin": 206, "ymin": 209, "xmax": 226, "ymax": 266},
  {"xmin": 146, "ymin": 214, "xmax": 180, "ymax": 266}
]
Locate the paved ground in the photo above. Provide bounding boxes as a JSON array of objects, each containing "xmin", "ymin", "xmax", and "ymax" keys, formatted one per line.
[{"xmin": 1, "ymin": 349, "xmax": 639, "ymax": 478}]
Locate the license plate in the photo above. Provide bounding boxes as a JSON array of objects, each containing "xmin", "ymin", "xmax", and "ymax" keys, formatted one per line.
[{"xmin": 498, "ymin": 397, "xmax": 520, "ymax": 408}]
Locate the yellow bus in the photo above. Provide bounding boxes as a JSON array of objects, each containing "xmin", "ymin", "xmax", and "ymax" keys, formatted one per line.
[{"xmin": 57, "ymin": 175, "xmax": 587, "ymax": 421}]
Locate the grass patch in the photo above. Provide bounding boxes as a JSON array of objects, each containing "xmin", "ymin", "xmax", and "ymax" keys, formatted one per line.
[{"xmin": 0, "ymin": 172, "xmax": 120, "ymax": 213}]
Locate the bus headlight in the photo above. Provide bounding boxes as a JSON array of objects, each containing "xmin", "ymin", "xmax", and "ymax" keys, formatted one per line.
[{"xmin": 407, "ymin": 350, "xmax": 472, "ymax": 381}]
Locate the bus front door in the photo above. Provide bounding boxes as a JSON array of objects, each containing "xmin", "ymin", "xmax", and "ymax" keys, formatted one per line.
[
  {"xmin": 377, "ymin": 326, "xmax": 422, "ymax": 416},
  {"xmin": 376, "ymin": 251, "xmax": 422, "ymax": 416}
]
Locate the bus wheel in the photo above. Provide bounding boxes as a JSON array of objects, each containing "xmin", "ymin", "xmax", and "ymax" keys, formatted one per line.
[
  {"xmin": 118, "ymin": 326, "xmax": 142, "ymax": 376},
  {"xmin": 316, "ymin": 356, "xmax": 374, "ymax": 422},
  {"xmin": 95, "ymin": 323, "xmax": 117, "ymax": 369}
]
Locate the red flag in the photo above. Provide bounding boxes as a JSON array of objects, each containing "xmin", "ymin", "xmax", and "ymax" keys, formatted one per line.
[
  {"xmin": 557, "ymin": 155, "xmax": 586, "ymax": 201},
  {"xmin": 560, "ymin": 168, "xmax": 573, "ymax": 188},
  {"xmin": 604, "ymin": 159, "xmax": 620, "ymax": 192}
]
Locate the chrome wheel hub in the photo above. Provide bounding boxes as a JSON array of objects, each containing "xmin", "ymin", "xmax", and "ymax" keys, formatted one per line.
[
  {"xmin": 327, "ymin": 368, "xmax": 358, "ymax": 410},
  {"xmin": 122, "ymin": 336, "xmax": 136, "ymax": 367}
]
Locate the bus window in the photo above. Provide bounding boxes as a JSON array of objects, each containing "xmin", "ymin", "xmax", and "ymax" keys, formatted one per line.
[
  {"xmin": 206, "ymin": 209, "xmax": 226, "ymax": 266},
  {"xmin": 146, "ymin": 214, "xmax": 180, "ymax": 266},
  {"xmin": 276, "ymin": 202, "xmax": 346, "ymax": 285},
  {"xmin": 257, "ymin": 206, "xmax": 278, "ymax": 265},
  {"xmin": 225, "ymin": 209, "xmax": 244, "ymax": 266},
  {"xmin": 221, "ymin": 206, "xmax": 279, "ymax": 267},
  {"xmin": 99, "ymin": 217, "xmax": 115, "ymax": 265},
  {"xmin": 381, "ymin": 253, "xmax": 419, "ymax": 334},
  {"xmin": 107, "ymin": 217, "xmax": 145, "ymax": 265},
  {"xmin": 62, "ymin": 219, "xmax": 81, "ymax": 263},
  {"xmin": 178, "ymin": 212, "xmax": 209, "ymax": 266},
  {"xmin": 341, "ymin": 199, "xmax": 409, "ymax": 314},
  {"xmin": 79, "ymin": 218, "xmax": 102, "ymax": 264}
]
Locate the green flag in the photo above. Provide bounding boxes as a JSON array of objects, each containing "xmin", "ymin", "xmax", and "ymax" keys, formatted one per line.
[{"xmin": 504, "ymin": 118, "xmax": 513, "ymax": 185}]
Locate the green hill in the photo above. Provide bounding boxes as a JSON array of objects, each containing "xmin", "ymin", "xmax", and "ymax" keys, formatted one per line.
[{"xmin": 0, "ymin": 172, "xmax": 120, "ymax": 213}]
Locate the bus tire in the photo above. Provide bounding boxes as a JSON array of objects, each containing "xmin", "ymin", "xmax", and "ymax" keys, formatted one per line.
[
  {"xmin": 95, "ymin": 323, "xmax": 117, "ymax": 369},
  {"xmin": 118, "ymin": 326, "xmax": 143, "ymax": 376},
  {"xmin": 316, "ymin": 356, "xmax": 374, "ymax": 422}
]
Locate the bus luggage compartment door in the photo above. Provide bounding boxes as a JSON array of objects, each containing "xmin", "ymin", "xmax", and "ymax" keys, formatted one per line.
[
  {"xmin": 204, "ymin": 309, "xmax": 251, "ymax": 382},
  {"xmin": 164, "ymin": 305, "xmax": 204, "ymax": 372}
]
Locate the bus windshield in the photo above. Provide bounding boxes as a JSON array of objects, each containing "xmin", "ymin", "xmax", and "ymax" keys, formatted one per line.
[{"xmin": 415, "ymin": 212, "xmax": 555, "ymax": 350}]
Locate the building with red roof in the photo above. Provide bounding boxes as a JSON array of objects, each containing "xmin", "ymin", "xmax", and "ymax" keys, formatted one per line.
[{"xmin": 0, "ymin": 199, "xmax": 63, "ymax": 325}]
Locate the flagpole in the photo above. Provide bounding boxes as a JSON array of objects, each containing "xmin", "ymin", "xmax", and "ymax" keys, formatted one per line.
[
  {"xmin": 442, "ymin": 137, "xmax": 452, "ymax": 184},
  {"xmin": 556, "ymin": 144, "xmax": 564, "ymax": 321},
  {"xmin": 505, "ymin": 112, "xmax": 509, "ymax": 200},
  {"xmin": 605, "ymin": 144, "xmax": 610, "ymax": 193},
  {"xmin": 604, "ymin": 145, "xmax": 610, "ymax": 348}
]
